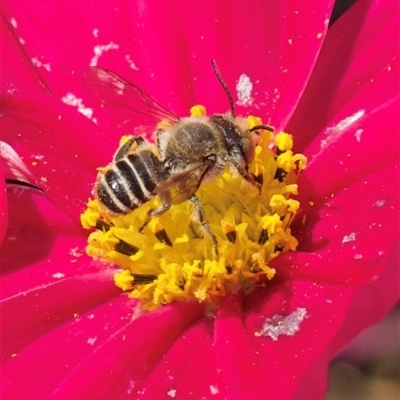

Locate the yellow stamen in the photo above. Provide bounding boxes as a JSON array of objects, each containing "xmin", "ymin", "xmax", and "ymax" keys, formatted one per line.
[
  {"xmin": 114, "ymin": 270, "xmax": 135, "ymax": 291},
  {"xmin": 190, "ymin": 105, "xmax": 207, "ymax": 117},
  {"xmin": 247, "ymin": 115, "xmax": 263, "ymax": 129},
  {"xmin": 274, "ymin": 132, "xmax": 293, "ymax": 152},
  {"xmin": 81, "ymin": 107, "xmax": 307, "ymax": 310}
]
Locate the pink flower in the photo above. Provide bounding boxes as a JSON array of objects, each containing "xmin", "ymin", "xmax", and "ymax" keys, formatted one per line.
[{"xmin": 1, "ymin": 0, "xmax": 398, "ymax": 399}]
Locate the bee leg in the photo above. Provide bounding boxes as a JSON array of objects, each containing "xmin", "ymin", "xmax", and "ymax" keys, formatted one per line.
[
  {"xmin": 139, "ymin": 203, "xmax": 170, "ymax": 233},
  {"xmin": 189, "ymin": 195, "xmax": 219, "ymax": 255},
  {"xmin": 114, "ymin": 137, "xmax": 145, "ymax": 161},
  {"xmin": 231, "ymin": 161, "xmax": 262, "ymax": 192}
]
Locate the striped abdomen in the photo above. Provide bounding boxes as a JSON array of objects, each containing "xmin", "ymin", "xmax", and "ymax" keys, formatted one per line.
[{"xmin": 96, "ymin": 151, "xmax": 162, "ymax": 214}]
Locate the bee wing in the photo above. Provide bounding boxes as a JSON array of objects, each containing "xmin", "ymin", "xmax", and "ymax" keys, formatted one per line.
[
  {"xmin": 85, "ymin": 67, "xmax": 180, "ymax": 128},
  {"xmin": 155, "ymin": 164, "xmax": 209, "ymax": 205}
]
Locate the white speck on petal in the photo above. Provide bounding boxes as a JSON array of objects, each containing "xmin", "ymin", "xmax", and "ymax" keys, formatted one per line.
[
  {"xmin": 236, "ymin": 74, "xmax": 253, "ymax": 107},
  {"xmin": 167, "ymin": 389, "xmax": 177, "ymax": 398},
  {"xmin": 342, "ymin": 232, "xmax": 357, "ymax": 243},
  {"xmin": 92, "ymin": 28, "xmax": 99, "ymax": 38},
  {"xmin": 31, "ymin": 57, "xmax": 52, "ymax": 72},
  {"xmin": 125, "ymin": 55, "xmax": 139, "ymax": 70},
  {"xmin": 5, "ymin": 86, "xmax": 16, "ymax": 96},
  {"xmin": 209, "ymin": 385, "xmax": 219, "ymax": 395},
  {"xmin": 316, "ymin": 32, "xmax": 323, "ymax": 39},
  {"xmin": 69, "ymin": 247, "xmax": 83, "ymax": 257},
  {"xmin": 52, "ymin": 272, "xmax": 65, "ymax": 279},
  {"xmin": 321, "ymin": 110, "xmax": 365, "ymax": 149},
  {"xmin": 90, "ymin": 42, "xmax": 119, "ymax": 66},
  {"xmin": 87, "ymin": 314, "xmax": 95, "ymax": 319},
  {"xmin": 126, "ymin": 380, "xmax": 135, "ymax": 394},
  {"xmin": 374, "ymin": 199, "xmax": 386, "ymax": 208},
  {"xmin": 354, "ymin": 254, "xmax": 363, "ymax": 259},
  {"xmin": 19, "ymin": 37, "xmax": 25, "ymax": 45},
  {"xmin": 61, "ymin": 93, "xmax": 94, "ymax": 120},
  {"xmin": 354, "ymin": 128, "xmax": 363, "ymax": 142},
  {"xmin": 10, "ymin": 17, "xmax": 18, "ymax": 28},
  {"xmin": 258, "ymin": 308, "xmax": 307, "ymax": 341},
  {"xmin": 87, "ymin": 336, "xmax": 97, "ymax": 345},
  {"xmin": 271, "ymin": 87, "xmax": 281, "ymax": 107}
]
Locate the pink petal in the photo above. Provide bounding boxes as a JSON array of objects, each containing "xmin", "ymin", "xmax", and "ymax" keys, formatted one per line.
[
  {"xmin": 137, "ymin": 0, "xmax": 335, "ymax": 130},
  {"xmin": 214, "ymin": 293, "xmax": 269, "ymax": 399},
  {"xmin": 242, "ymin": 240, "xmax": 399, "ymax": 400},
  {"xmin": 293, "ymin": 239, "xmax": 399, "ymax": 400},
  {"xmin": 295, "ymin": 98, "xmax": 399, "ymax": 203},
  {"xmin": 0, "ymin": 169, "xmax": 8, "ymax": 244},
  {"xmin": 47, "ymin": 302, "xmax": 204, "ymax": 400},
  {"xmin": 1, "ymin": 295, "xmax": 138, "ymax": 400},
  {"xmin": 138, "ymin": 319, "xmax": 220, "ymax": 399},
  {"xmin": 296, "ymin": 162, "xmax": 399, "ymax": 259},
  {"xmin": 2, "ymin": 0, "xmax": 335, "ymax": 131},
  {"xmin": 287, "ymin": 0, "xmax": 399, "ymax": 150},
  {"xmin": 0, "ymin": 17, "xmax": 50, "ymax": 94},
  {"xmin": 290, "ymin": 80, "xmax": 398, "ymax": 266},
  {"xmin": 242, "ymin": 279, "xmax": 353, "ymax": 399},
  {"xmin": 1, "ymin": 187, "xmax": 120, "ymax": 360},
  {"xmin": 1, "ymin": 91, "xmax": 117, "ymax": 219},
  {"xmin": 2, "ymin": 188, "xmax": 205, "ymax": 399}
]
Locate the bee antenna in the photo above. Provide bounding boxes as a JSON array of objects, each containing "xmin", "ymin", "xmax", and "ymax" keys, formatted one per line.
[
  {"xmin": 211, "ymin": 59, "xmax": 236, "ymax": 118},
  {"xmin": 249, "ymin": 124, "xmax": 275, "ymax": 133}
]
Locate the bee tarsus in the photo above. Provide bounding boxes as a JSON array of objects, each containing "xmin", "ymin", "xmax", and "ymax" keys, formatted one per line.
[
  {"xmin": 189, "ymin": 194, "xmax": 219, "ymax": 255},
  {"xmin": 139, "ymin": 203, "xmax": 171, "ymax": 233}
]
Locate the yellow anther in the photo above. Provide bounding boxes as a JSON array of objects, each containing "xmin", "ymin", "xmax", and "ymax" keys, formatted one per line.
[
  {"xmin": 247, "ymin": 115, "xmax": 263, "ymax": 129},
  {"xmin": 274, "ymin": 132, "xmax": 293, "ymax": 151},
  {"xmin": 81, "ymin": 107, "xmax": 306, "ymax": 310},
  {"xmin": 114, "ymin": 270, "xmax": 134, "ymax": 291},
  {"xmin": 190, "ymin": 105, "xmax": 207, "ymax": 117}
]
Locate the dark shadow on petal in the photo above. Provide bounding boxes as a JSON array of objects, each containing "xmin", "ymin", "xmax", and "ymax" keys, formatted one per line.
[{"xmin": 330, "ymin": 0, "xmax": 358, "ymax": 26}]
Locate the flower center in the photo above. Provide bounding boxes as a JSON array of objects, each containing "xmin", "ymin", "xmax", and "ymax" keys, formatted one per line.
[{"xmin": 81, "ymin": 106, "xmax": 306, "ymax": 310}]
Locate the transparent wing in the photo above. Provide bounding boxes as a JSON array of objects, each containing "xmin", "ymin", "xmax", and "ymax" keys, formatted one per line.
[
  {"xmin": 156, "ymin": 164, "xmax": 209, "ymax": 205},
  {"xmin": 85, "ymin": 67, "xmax": 180, "ymax": 127}
]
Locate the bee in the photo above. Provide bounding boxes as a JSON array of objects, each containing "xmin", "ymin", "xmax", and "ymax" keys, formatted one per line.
[{"xmin": 90, "ymin": 61, "xmax": 273, "ymax": 252}]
